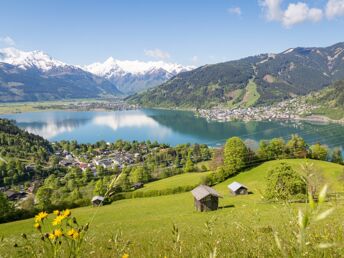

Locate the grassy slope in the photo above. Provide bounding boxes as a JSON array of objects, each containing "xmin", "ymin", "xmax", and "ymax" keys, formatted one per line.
[
  {"xmin": 242, "ymin": 79, "xmax": 260, "ymax": 108},
  {"xmin": 0, "ymin": 159, "xmax": 343, "ymax": 256},
  {"xmin": 135, "ymin": 172, "xmax": 211, "ymax": 192}
]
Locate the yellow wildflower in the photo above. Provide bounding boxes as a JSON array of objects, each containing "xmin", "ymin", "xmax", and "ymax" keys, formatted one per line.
[
  {"xmin": 53, "ymin": 210, "xmax": 60, "ymax": 215},
  {"xmin": 34, "ymin": 223, "xmax": 41, "ymax": 230},
  {"xmin": 48, "ymin": 233, "xmax": 56, "ymax": 241},
  {"xmin": 52, "ymin": 215, "xmax": 65, "ymax": 226},
  {"xmin": 34, "ymin": 211, "xmax": 48, "ymax": 223},
  {"xmin": 67, "ymin": 228, "xmax": 79, "ymax": 239},
  {"xmin": 53, "ymin": 229, "xmax": 63, "ymax": 238},
  {"xmin": 62, "ymin": 209, "xmax": 71, "ymax": 218},
  {"xmin": 122, "ymin": 254, "xmax": 129, "ymax": 258}
]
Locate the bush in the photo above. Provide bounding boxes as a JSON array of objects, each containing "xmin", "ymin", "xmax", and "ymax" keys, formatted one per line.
[{"xmin": 265, "ymin": 163, "xmax": 306, "ymax": 201}]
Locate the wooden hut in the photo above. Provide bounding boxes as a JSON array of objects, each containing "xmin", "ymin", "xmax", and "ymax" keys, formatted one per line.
[
  {"xmin": 228, "ymin": 182, "xmax": 248, "ymax": 195},
  {"xmin": 91, "ymin": 196, "xmax": 105, "ymax": 206},
  {"xmin": 191, "ymin": 185, "xmax": 222, "ymax": 212}
]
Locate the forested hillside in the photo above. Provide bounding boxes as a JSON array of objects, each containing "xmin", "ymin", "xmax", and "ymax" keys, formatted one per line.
[
  {"xmin": 0, "ymin": 119, "xmax": 53, "ymax": 162},
  {"xmin": 128, "ymin": 42, "xmax": 344, "ymax": 108}
]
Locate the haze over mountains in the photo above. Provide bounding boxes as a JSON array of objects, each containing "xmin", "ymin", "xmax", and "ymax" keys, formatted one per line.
[
  {"xmin": 0, "ymin": 48, "xmax": 193, "ymax": 102},
  {"xmin": 129, "ymin": 42, "xmax": 344, "ymax": 108}
]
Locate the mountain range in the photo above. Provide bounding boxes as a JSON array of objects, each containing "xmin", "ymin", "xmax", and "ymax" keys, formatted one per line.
[
  {"xmin": 128, "ymin": 42, "xmax": 344, "ymax": 108},
  {"xmin": 0, "ymin": 48, "xmax": 192, "ymax": 102},
  {"xmin": 84, "ymin": 58, "xmax": 194, "ymax": 94}
]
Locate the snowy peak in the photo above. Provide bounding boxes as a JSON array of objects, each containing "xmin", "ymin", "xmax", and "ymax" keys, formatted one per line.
[
  {"xmin": 85, "ymin": 57, "xmax": 194, "ymax": 77},
  {"xmin": 0, "ymin": 47, "xmax": 67, "ymax": 71}
]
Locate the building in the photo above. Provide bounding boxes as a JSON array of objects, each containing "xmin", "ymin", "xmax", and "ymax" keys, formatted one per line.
[
  {"xmin": 132, "ymin": 182, "xmax": 144, "ymax": 190},
  {"xmin": 227, "ymin": 182, "xmax": 248, "ymax": 195},
  {"xmin": 91, "ymin": 196, "xmax": 105, "ymax": 206},
  {"xmin": 191, "ymin": 185, "xmax": 222, "ymax": 212}
]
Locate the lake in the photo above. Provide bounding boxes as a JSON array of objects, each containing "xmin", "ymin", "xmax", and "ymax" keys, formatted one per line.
[{"xmin": 1, "ymin": 109, "xmax": 344, "ymax": 152}]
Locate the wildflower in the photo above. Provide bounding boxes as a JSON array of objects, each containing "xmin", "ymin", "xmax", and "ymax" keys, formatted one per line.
[
  {"xmin": 67, "ymin": 228, "xmax": 79, "ymax": 239},
  {"xmin": 34, "ymin": 223, "xmax": 41, "ymax": 230},
  {"xmin": 49, "ymin": 233, "xmax": 56, "ymax": 241},
  {"xmin": 34, "ymin": 211, "xmax": 48, "ymax": 223},
  {"xmin": 53, "ymin": 210, "xmax": 60, "ymax": 215},
  {"xmin": 62, "ymin": 209, "xmax": 71, "ymax": 218},
  {"xmin": 122, "ymin": 254, "xmax": 129, "ymax": 258},
  {"xmin": 52, "ymin": 215, "xmax": 65, "ymax": 226},
  {"xmin": 53, "ymin": 229, "xmax": 63, "ymax": 238}
]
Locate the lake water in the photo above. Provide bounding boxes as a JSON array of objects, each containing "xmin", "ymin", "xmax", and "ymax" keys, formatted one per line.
[{"xmin": 1, "ymin": 109, "xmax": 344, "ymax": 152}]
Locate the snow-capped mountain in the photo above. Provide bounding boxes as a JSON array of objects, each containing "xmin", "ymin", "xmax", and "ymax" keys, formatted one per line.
[
  {"xmin": 0, "ymin": 47, "xmax": 68, "ymax": 71},
  {"xmin": 84, "ymin": 58, "xmax": 195, "ymax": 94},
  {"xmin": 0, "ymin": 48, "xmax": 121, "ymax": 102}
]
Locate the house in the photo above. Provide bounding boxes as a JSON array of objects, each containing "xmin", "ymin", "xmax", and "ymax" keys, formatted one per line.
[
  {"xmin": 5, "ymin": 190, "xmax": 27, "ymax": 201},
  {"xmin": 191, "ymin": 185, "xmax": 222, "ymax": 212},
  {"xmin": 91, "ymin": 196, "xmax": 105, "ymax": 206},
  {"xmin": 132, "ymin": 182, "xmax": 144, "ymax": 190},
  {"xmin": 228, "ymin": 182, "xmax": 248, "ymax": 195}
]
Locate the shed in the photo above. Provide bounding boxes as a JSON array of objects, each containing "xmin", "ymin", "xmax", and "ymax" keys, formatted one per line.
[
  {"xmin": 132, "ymin": 182, "xmax": 144, "ymax": 190},
  {"xmin": 228, "ymin": 182, "xmax": 248, "ymax": 195},
  {"xmin": 91, "ymin": 196, "xmax": 105, "ymax": 206},
  {"xmin": 191, "ymin": 185, "xmax": 222, "ymax": 212}
]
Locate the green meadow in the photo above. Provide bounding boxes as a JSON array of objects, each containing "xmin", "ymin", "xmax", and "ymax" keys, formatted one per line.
[{"xmin": 1, "ymin": 159, "xmax": 344, "ymax": 257}]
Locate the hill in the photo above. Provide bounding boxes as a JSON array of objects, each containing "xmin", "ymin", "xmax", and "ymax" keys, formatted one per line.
[
  {"xmin": 128, "ymin": 42, "xmax": 344, "ymax": 108},
  {"xmin": 1, "ymin": 159, "xmax": 343, "ymax": 257},
  {"xmin": 306, "ymin": 79, "xmax": 344, "ymax": 120},
  {"xmin": 0, "ymin": 118, "xmax": 53, "ymax": 161}
]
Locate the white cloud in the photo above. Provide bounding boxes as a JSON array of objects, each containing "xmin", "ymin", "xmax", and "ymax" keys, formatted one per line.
[
  {"xmin": 326, "ymin": 0, "xmax": 344, "ymax": 18},
  {"xmin": 0, "ymin": 36, "xmax": 15, "ymax": 46},
  {"xmin": 228, "ymin": 7, "xmax": 242, "ymax": 16},
  {"xmin": 260, "ymin": 0, "xmax": 283, "ymax": 21},
  {"xmin": 144, "ymin": 48, "xmax": 170, "ymax": 59},
  {"xmin": 260, "ymin": 0, "xmax": 323, "ymax": 28},
  {"xmin": 283, "ymin": 3, "xmax": 323, "ymax": 27}
]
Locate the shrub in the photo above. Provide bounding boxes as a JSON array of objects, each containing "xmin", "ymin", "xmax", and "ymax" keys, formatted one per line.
[{"xmin": 265, "ymin": 163, "xmax": 306, "ymax": 201}]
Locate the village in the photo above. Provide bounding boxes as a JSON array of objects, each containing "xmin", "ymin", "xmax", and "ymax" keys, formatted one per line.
[{"xmin": 197, "ymin": 98, "xmax": 317, "ymax": 122}]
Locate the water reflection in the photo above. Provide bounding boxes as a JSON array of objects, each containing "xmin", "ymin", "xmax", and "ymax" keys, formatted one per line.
[{"xmin": 1, "ymin": 109, "xmax": 344, "ymax": 152}]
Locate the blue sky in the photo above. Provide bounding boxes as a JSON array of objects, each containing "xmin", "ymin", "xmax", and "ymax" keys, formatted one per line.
[{"xmin": 0, "ymin": 0, "xmax": 344, "ymax": 66}]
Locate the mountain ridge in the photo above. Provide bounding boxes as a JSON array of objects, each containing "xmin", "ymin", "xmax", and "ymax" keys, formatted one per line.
[{"xmin": 128, "ymin": 42, "xmax": 344, "ymax": 108}]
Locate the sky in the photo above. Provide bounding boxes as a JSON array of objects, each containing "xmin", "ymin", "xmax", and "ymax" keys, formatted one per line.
[{"xmin": 0, "ymin": 0, "xmax": 344, "ymax": 66}]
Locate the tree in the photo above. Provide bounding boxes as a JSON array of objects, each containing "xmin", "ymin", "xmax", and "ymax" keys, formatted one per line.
[
  {"xmin": 223, "ymin": 137, "xmax": 248, "ymax": 176},
  {"xmin": 300, "ymin": 163, "xmax": 324, "ymax": 197},
  {"xmin": 130, "ymin": 166, "xmax": 150, "ymax": 183},
  {"xmin": 309, "ymin": 144, "xmax": 328, "ymax": 160},
  {"xmin": 258, "ymin": 138, "xmax": 287, "ymax": 160},
  {"xmin": 286, "ymin": 134, "xmax": 307, "ymax": 158},
  {"xmin": 184, "ymin": 153, "xmax": 194, "ymax": 172},
  {"xmin": 331, "ymin": 148, "xmax": 343, "ymax": 164},
  {"xmin": 265, "ymin": 163, "xmax": 306, "ymax": 200},
  {"xmin": 36, "ymin": 187, "xmax": 53, "ymax": 210},
  {"xmin": 0, "ymin": 192, "xmax": 13, "ymax": 217}
]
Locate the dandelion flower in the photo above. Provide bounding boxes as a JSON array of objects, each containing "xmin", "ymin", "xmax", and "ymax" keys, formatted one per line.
[
  {"xmin": 34, "ymin": 211, "xmax": 48, "ymax": 223},
  {"xmin": 67, "ymin": 228, "xmax": 79, "ymax": 239},
  {"xmin": 122, "ymin": 254, "xmax": 129, "ymax": 258},
  {"xmin": 34, "ymin": 223, "xmax": 41, "ymax": 230},
  {"xmin": 53, "ymin": 210, "xmax": 60, "ymax": 215},
  {"xmin": 53, "ymin": 229, "xmax": 63, "ymax": 238},
  {"xmin": 62, "ymin": 209, "xmax": 71, "ymax": 218},
  {"xmin": 49, "ymin": 233, "xmax": 56, "ymax": 241},
  {"xmin": 52, "ymin": 215, "xmax": 65, "ymax": 226}
]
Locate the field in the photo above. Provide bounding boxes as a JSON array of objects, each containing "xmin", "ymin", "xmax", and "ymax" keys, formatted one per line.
[
  {"xmin": 1, "ymin": 159, "xmax": 344, "ymax": 257},
  {"xmin": 242, "ymin": 79, "xmax": 260, "ymax": 108}
]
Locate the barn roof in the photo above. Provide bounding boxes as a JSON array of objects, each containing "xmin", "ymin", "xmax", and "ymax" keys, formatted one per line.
[
  {"xmin": 191, "ymin": 185, "xmax": 221, "ymax": 201},
  {"xmin": 91, "ymin": 196, "xmax": 105, "ymax": 202},
  {"xmin": 227, "ymin": 182, "xmax": 248, "ymax": 192}
]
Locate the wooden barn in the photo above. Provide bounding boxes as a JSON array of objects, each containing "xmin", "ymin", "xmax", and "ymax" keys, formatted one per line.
[
  {"xmin": 228, "ymin": 182, "xmax": 248, "ymax": 195},
  {"xmin": 191, "ymin": 185, "xmax": 222, "ymax": 212},
  {"xmin": 91, "ymin": 196, "xmax": 105, "ymax": 206}
]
